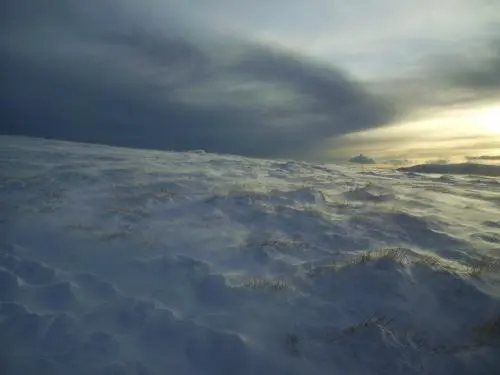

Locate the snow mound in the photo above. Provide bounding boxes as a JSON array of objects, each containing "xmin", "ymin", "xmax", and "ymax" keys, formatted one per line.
[{"xmin": 349, "ymin": 154, "xmax": 376, "ymax": 164}]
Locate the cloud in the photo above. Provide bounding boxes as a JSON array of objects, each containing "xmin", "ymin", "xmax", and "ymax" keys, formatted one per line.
[
  {"xmin": 444, "ymin": 41, "xmax": 500, "ymax": 95},
  {"xmin": 0, "ymin": 0, "xmax": 394, "ymax": 160},
  {"xmin": 370, "ymin": 38, "xmax": 500, "ymax": 117},
  {"xmin": 2, "ymin": 0, "xmax": 497, "ymax": 162},
  {"xmin": 326, "ymin": 123, "xmax": 500, "ymax": 162}
]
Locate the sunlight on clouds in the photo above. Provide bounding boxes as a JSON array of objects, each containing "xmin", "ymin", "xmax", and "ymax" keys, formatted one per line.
[
  {"xmin": 475, "ymin": 105, "xmax": 500, "ymax": 135},
  {"xmin": 330, "ymin": 102, "xmax": 500, "ymax": 161}
]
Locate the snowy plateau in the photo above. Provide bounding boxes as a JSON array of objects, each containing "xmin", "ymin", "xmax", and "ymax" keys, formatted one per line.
[{"xmin": 1, "ymin": 135, "xmax": 499, "ymax": 375}]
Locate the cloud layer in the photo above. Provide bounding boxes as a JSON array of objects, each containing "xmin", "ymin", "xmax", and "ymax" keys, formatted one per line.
[
  {"xmin": 1, "ymin": 0, "xmax": 498, "ymax": 161},
  {"xmin": 0, "ymin": 0, "xmax": 395, "ymax": 159}
]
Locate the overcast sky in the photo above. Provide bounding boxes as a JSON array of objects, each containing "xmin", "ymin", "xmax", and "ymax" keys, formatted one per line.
[{"xmin": 1, "ymin": 0, "xmax": 499, "ymax": 162}]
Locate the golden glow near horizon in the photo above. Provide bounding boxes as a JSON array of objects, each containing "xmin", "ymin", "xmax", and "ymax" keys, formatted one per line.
[
  {"xmin": 330, "ymin": 102, "xmax": 500, "ymax": 162},
  {"xmin": 474, "ymin": 105, "xmax": 500, "ymax": 135}
]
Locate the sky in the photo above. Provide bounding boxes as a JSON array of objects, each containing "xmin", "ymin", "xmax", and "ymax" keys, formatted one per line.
[{"xmin": 1, "ymin": 0, "xmax": 499, "ymax": 163}]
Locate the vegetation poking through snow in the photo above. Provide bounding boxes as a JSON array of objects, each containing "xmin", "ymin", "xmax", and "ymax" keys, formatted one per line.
[
  {"xmin": 237, "ymin": 277, "xmax": 291, "ymax": 291},
  {"xmin": 307, "ymin": 247, "xmax": 500, "ymax": 278}
]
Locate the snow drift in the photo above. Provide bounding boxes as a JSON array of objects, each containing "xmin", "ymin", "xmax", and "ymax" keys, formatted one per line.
[{"xmin": 1, "ymin": 136, "xmax": 499, "ymax": 375}]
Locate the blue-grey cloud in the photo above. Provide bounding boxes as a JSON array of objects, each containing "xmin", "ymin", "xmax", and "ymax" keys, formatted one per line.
[
  {"xmin": 371, "ymin": 39, "xmax": 500, "ymax": 115},
  {"xmin": 445, "ymin": 41, "xmax": 500, "ymax": 96},
  {"xmin": 0, "ymin": 0, "xmax": 394, "ymax": 159}
]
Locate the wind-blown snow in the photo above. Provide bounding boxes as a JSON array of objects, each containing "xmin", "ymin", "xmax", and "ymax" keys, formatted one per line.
[{"xmin": 1, "ymin": 135, "xmax": 499, "ymax": 375}]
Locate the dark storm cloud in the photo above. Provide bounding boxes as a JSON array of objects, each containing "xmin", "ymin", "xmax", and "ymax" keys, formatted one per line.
[
  {"xmin": 0, "ymin": 0, "xmax": 394, "ymax": 159},
  {"xmin": 234, "ymin": 46, "xmax": 391, "ymax": 134}
]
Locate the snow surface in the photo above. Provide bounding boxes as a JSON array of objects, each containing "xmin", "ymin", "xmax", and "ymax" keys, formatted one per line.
[{"xmin": 1, "ymin": 135, "xmax": 500, "ymax": 375}]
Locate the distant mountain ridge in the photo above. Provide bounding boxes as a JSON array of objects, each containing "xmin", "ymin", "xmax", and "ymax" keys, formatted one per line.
[{"xmin": 398, "ymin": 162, "xmax": 500, "ymax": 177}]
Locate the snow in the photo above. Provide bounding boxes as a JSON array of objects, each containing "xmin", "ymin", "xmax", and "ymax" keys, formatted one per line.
[{"xmin": 1, "ymin": 135, "xmax": 499, "ymax": 375}]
